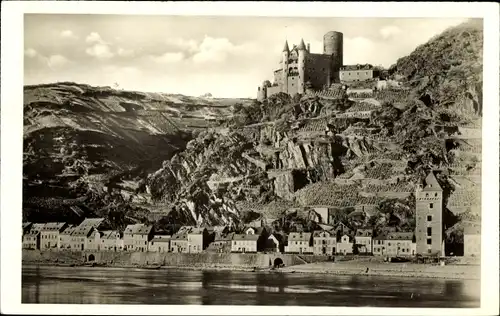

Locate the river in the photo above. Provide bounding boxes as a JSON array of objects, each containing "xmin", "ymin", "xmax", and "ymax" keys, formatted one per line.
[{"xmin": 22, "ymin": 265, "xmax": 480, "ymax": 307}]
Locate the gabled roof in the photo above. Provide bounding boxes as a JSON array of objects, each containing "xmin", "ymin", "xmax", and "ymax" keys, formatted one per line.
[
  {"xmin": 423, "ymin": 172, "xmax": 442, "ymax": 191},
  {"xmin": 30, "ymin": 223, "xmax": 46, "ymax": 233},
  {"xmin": 312, "ymin": 230, "xmax": 334, "ymax": 238},
  {"xmin": 79, "ymin": 218, "xmax": 106, "ymax": 229},
  {"xmin": 41, "ymin": 222, "xmax": 67, "ymax": 232},
  {"xmin": 356, "ymin": 228, "xmax": 373, "ymax": 237},
  {"xmin": 215, "ymin": 232, "xmax": 235, "ymax": 242},
  {"xmin": 245, "ymin": 226, "xmax": 265, "ymax": 235},
  {"xmin": 72, "ymin": 225, "xmax": 94, "ymax": 237},
  {"xmin": 288, "ymin": 232, "xmax": 312, "ymax": 242},
  {"xmin": 232, "ymin": 234, "xmax": 260, "ymax": 241},
  {"xmin": 189, "ymin": 227, "xmax": 207, "ymax": 235},
  {"xmin": 60, "ymin": 225, "xmax": 77, "ymax": 236},
  {"xmin": 386, "ymin": 232, "xmax": 413, "ymax": 240},
  {"xmin": 151, "ymin": 235, "xmax": 172, "ymax": 243},
  {"xmin": 171, "ymin": 233, "xmax": 188, "ymax": 241},
  {"xmin": 23, "ymin": 222, "xmax": 33, "ymax": 229},
  {"xmin": 124, "ymin": 224, "xmax": 153, "ymax": 235},
  {"xmin": 268, "ymin": 233, "xmax": 284, "ymax": 244},
  {"xmin": 100, "ymin": 230, "xmax": 120, "ymax": 239}
]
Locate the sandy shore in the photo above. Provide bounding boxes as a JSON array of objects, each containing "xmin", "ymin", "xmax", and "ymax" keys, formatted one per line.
[
  {"xmin": 279, "ymin": 261, "xmax": 480, "ymax": 280},
  {"xmin": 23, "ymin": 259, "xmax": 480, "ymax": 280}
]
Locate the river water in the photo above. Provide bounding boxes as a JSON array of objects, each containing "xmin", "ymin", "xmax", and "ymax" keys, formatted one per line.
[{"xmin": 22, "ymin": 265, "xmax": 480, "ymax": 307}]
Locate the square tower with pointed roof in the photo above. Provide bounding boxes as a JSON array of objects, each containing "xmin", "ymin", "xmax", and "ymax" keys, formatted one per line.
[{"xmin": 415, "ymin": 171, "xmax": 445, "ymax": 256}]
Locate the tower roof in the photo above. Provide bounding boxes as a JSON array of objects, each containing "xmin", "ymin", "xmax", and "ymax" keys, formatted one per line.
[
  {"xmin": 423, "ymin": 171, "xmax": 442, "ymax": 191},
  {"xmin": 297, "ymin": 38, "xmax": 306, "ymax": 51},
  {"xmin": 282, "ymin": 40, "xmax": 290, "ymax": 52}
]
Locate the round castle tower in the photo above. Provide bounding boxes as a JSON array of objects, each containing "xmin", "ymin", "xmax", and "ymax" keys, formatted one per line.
[
  {"xmin": 297, "ymin": 39, "xmax": 307, "ymax": 95},
  {"xmin": 323, "ymin": 31, "xmax": 343, "ymax": 83},
  {"xmin": 281, "ymin": 40, "xmax": 290, "ymax": 95}
]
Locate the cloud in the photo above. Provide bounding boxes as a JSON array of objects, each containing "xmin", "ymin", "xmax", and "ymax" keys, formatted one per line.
[
  {"xmin": 192, "ymin": 36, "xmax": 240, "ymax": 63},
  {"xmin": 47, "ymin": 55, "xmax": 69, "ymax": 68},
  {"xmin": 149, "ymin": 52, "xmax": 185, "ymax": 64},
  {"xmin": 60, "ymin": 30, "xmax": 77, "ymax": 39},
  {"xmin": 380, "ymin": 25, "xmax": 402, "ymax": 39},
  {"xmin": 24, "ymin": 48, "xmax": 38, "ymax": 58},
  {"xmin": 117, "ymin": 47, "xmax": 135, "ymax": 57},
  {"xmin": 86, "ymin": 32, "xmax": 104, "ymax": 44},
  {"xmin": 86, "ymin": 43, "xmax": 114, "ymax": 59},
  {"xmin": 166, "ymin": 38, "xmax": 198, "ymax": 53},
  {"xmin": 343, "ymin": 36, "xmax": 378, "ymax": 65}
]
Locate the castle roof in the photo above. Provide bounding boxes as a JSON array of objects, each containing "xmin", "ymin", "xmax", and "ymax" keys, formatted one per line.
[
  {"xmin": 297, "ymin": 38, "xmax": 306, "ymax": 51},
  {"xmin": 283, "ymin": 40, "xmax": 290, "ymax": 52},
  {"xmin": 423, "ymin": 172, "xmax": 442, "ymax": 191}
]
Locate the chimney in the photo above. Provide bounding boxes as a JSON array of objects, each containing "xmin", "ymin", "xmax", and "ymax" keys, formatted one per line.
[{"xmin": 307, "ymin": 43, "xmax": 310, "ymax": 52}]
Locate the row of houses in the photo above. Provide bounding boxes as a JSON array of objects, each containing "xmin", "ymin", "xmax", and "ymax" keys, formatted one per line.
[{"xmin": 21, "ymin": 219, "xmax": 414, "ymax": 257}]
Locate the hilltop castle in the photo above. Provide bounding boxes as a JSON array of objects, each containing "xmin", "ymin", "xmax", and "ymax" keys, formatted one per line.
[{"xmin": 257, "ymin": 31, "xmax": 344, "ymax": 101}]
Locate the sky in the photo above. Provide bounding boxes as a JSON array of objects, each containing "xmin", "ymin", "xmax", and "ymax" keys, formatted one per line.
[{"xmin": 24, "ymin": 15, "xmax": 468, "ymax": 98}]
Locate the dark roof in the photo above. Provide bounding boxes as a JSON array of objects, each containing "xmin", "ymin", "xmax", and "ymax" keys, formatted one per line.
[
  {"xmin": 232, "ymin": 234, "xmax": 259, "ymax": 241},
  {"xmin": 79, "ymin": 218, "xmax": 105, "ymax": 228},
  {"xmin": 297, "ymin": 38, "xmax": 306, "ymax": 51},
  {"xmin": 283, "ymin": 40, "xmax": 290, "ymax": 52},
  {"xmin": 288, "ymin": 232, "xmax": 312, "ymax": 242},
  {"xmin": 356, "ymin": 228, "xmax": 373, "ymax": 237},
  {"xmin": 99, "ymin": 230, "xmax": 120, "ymax": 239},
  {"xmin": 151, "ymin": 235, "xmax": 172, "ymax": 242},
  {"xmin": 41, "ymin": 222, "xmax": 67, "ymax": 232},
  {"xmin": 72, "ymin": 225, "xmax": 94, "ymax": 237},
  {"xmin": 312, "ymin": 230, "xmax": 334, "ymax": 238},
  {"xmin": 423, "ymin": 172, "xmax": 442, "ymax": 191},
  {"xmin": 60, "ymin": 225, "xmax": 77, "ymax": 236},
  {"xmin": 386, "ymin": 232, "xmax": 413, "ymax": 240},
  {"xmin": 124, "ymin": 224, "xmax": 153, "ymax": 235}
]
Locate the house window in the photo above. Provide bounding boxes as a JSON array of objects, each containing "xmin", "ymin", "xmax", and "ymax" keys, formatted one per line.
[
  {"xmin": 429, "ymin": 203, "xmax": 434, "ymax": 209},
  {"xmin": 427, "ymin": 227, "xmax": 432, "ymax": 236},
  {"xmin": 427, "ymin": 215, "xmax": 432, "ymax": 221},
  {"xmin": 435, "ymin": 193, "xmax": 438, "ymax": 197},
  {"xmin": 427, "ymin": 238, "xmax": 432, "ymax": 245}
]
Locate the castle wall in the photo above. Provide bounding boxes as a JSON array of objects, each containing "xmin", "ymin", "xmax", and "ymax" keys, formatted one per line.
[
  {"xmin": 287, "ymin": 75, "xmax": 300, "ymax": 96},
  {"xmin": 340, "ymin": 69, "xmax": 374, "ymax": 82},
  {"xmin": 305, "ymin": 54, "xmax": 332, "ymax": 90},
  {"xmin": 266, "ymin": 85, "xmax": 281, "ymax": 98}
]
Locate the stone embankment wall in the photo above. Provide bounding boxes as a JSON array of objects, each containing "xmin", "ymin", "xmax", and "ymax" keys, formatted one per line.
[{"xmin": 22, "ymin": 250, "xmax": 328, "ymax": 268}]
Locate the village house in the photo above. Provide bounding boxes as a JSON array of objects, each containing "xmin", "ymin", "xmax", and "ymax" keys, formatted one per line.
[
  {"xmin": 285, "ymin": 232, "xmax": 313, "ymax": 254},
  {"xmin": 231, "ymin": 234, "xmax": 260, "ymax": 253},
  {"xmin": 313, "ymin": 230, "xmax": 336, "ymax": 255},
  {"xmin": 22, "ymin": 223, "xmax": 45, "ymax": 250},
  {"xmin": 187, "ymin": 227, "xmax": 208, "ymax": 253},
  {"xmin": 99, "ymin": 230, "xmax": 122, "ymax": 251},
  {"xmin": 123, "ymin": 224, "xmax": 154, "ymax": 252},
  {"xmin": 79, "ymin": 218, "xmax": 106, "ymax": 230},
  {"xmin": 22, "ymin": 222, "xmax": 33, "ymax": 234},
  {"xmin": 40, "ymin": 222, "xmax": 68, "ymax": 250},
  {"xmin": 264, "ymin": 233, "xmax": 285, "ymax": 253},
  {"xmin": 207, "ymin": 232, "xmax": 234, "ymax": 253},
  {"xmin": 171, "ymin": 228, "xmax": 189, "ymax": 253},
  {"xmin": 336, "ymin": 234, "xmax": 353, "ymax": 255},
  {"xmin": 70, "ymin": 224, "xmax": 95, "ymax": 251},
  {"xmin": 464, "ymin": 222, "xmax": 481, "ymax": 257},
  {"xmin": 373, "ymin": 232, "xmax": 415, "ymax": 257},
  {"xmin": 149, "ymin": 235, "xmax": 172, "ymax": 253},
  {"xmin": 354, "ymin": 228, "xmax": 373, "ymax": 254},
  {"xmin": 58, "ymin": 225, "xmax": 77, "ymax": 250},
  {"xmin": 86, "ymin": 229, "xmax": 102, "ymax": 251}
]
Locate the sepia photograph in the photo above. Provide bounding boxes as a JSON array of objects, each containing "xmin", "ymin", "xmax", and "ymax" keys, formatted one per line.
[{"xmin": 1, "ymin": 1, "xmax": 499, "ymax": 315}]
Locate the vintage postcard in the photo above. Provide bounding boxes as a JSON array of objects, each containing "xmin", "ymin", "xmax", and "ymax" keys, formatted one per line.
[{"xmin": 1, "ymin": 1, "xmax": 499, "ymax": 315}]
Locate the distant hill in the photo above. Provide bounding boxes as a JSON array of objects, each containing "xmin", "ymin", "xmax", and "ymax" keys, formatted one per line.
[{"xmin": 390, "ymin": 19, "xmax": 483, "ymax": 116}]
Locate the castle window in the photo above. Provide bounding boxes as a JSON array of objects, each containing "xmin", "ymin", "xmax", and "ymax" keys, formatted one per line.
[
  {"xmin": 429, "ymin": 203, "xmax": 434, "ymax": 209},
  {"xmin": 426, "ymin": 193, "xmax": 429, "ymax": 197},
  {"xmin": 427, "ymin": 215, "xmax": 432, "ymax": 221},
  {"xmin": 427, "ymin": 227, "xmax": 432, "ymax": 236},
  {"xmin": 435, "ymin": 193, "xmax": 438, "ymax": 197},
  {"xmin": 427, "ymin": 238, "xmax": 432, "ymax": 245}
]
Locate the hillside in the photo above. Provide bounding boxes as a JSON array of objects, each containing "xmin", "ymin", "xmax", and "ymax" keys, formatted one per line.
[{"xmin": 23, "ymin": 20, "xmax": 482, "ymax": 244}]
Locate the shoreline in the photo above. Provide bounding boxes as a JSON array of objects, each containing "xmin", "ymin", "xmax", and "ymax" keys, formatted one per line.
[{"xmin": 22, "ymin": 260, "xmax": 480, "ymax": 281}]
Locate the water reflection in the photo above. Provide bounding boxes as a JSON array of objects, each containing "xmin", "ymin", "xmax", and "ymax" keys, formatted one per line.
[{"xmin": 22, "ymin": 265, "xmax": 479, "ymax": 307}]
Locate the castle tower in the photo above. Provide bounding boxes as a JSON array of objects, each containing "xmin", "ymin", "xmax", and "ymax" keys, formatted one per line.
[
  {"xmin": 415, "ymin": 172, "xmax": 445, "ymax": 257},
  {"xmin": 281, "ymin": 41, "xmax": 290, "ymax": 94},
  {"xmin": 297, "ymin": 39, "xmax": 307, "ymax": 95},
  {"xmin": 323, "ymin": 31, "xmax": 343, "ymax": 83}
]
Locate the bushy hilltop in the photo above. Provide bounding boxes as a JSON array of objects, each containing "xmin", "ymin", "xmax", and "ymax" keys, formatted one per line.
[{"xmin": 23, "ymin": 20, "xmax": 482, "ymax": 246}]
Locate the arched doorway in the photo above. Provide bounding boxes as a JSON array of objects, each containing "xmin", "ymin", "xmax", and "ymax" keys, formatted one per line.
[
  {"xmin": 88, "ymin": 254, "xmax": 95, "ymax": 262},
  {"xmin": 273, "ymin": 258, "xmax": 284, "ymax": 268}
]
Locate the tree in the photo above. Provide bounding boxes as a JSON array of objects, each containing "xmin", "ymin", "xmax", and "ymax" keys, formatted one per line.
[{"xmin": 352, "ymin": 242, "xmax": 359, "ymax": 255}]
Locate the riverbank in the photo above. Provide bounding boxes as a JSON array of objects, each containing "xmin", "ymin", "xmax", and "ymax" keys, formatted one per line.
[
  {"xmin": 280, "ymin": 261, "xmax": 481, "ymax": 280},
  {"xmin": 22, "ymin": 260, "xmax": 480, "ymax": 280}
]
